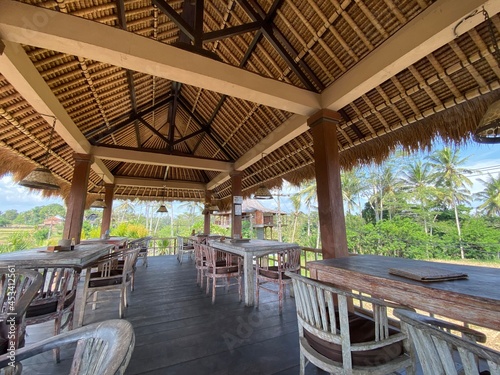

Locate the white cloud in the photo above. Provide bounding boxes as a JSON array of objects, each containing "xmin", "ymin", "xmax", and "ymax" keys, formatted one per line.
[{"xmin": 0, "ymin": 175, "xmax": 64, "ymax": 213}]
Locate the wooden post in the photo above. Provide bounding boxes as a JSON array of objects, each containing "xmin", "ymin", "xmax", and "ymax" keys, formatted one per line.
[
  {"xmin": 230, "ymin": 171, "xmax": 243, "ymax": 239},
  {"xmin": 204, "ymin": 190, "xmax": 212, "ymax": 235},
  {"xmin": 63, "ymin": 153, "xmax": 93, "ymax": 244},
  {"xmin": 100, "ymin": 183, "xmax": 114, "ymax": 237},
  {"xmin": 308, "ymin": 109, "xmax": 349, "ymax": 259}
]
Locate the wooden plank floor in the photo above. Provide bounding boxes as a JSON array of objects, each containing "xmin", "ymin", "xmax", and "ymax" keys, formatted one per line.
[
  {"xmin": 19, "ymin": 255, "xmax": 412, "ymax": 374},
  {"xmin": 19, "ymin": 256, "xmax": 304, "ymax": 374}
]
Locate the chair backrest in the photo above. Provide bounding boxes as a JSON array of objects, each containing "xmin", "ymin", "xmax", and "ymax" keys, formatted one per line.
[
  {"xmin": 0, "ymin": 268, "xmax": 43, "ymax": 353},
  {"xmin": 27, "ymin": 267, "xmax": 78, "ymax": 315},
  {"xmin": 395, "ymin": 309, "xmax": 500, "ymax": 375},
  {"xmin": 286, "ymin": 271, "xmax": 410, "ymax": 372},
  {"xmin": 0, "ymin": 268, "xmax": 43, "ymax": 320},
  {"xmin": 0, "ymin": 319, "xmax": 135, "ymax": 375},
  {"xmin": 202, "ymin": 244, "xmax": 234, "ymax": 268},
  {"xmin": 258, "ymin": 247, "xmax": 301, "ymax": 273}
]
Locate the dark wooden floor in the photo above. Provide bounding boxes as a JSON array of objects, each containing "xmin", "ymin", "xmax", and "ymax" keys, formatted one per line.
[
  {"xmin": 19, "ymin": 256, "xmax": 307, "ymax": 374},
  {"xmin": 20, "ymin": 255, "xmax": 411, "ymax": 375}
]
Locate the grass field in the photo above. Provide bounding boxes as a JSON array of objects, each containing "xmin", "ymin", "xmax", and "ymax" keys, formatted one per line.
[{"xmin": 0, "ymin": 226, "xmax": 34, "ymax": 245}]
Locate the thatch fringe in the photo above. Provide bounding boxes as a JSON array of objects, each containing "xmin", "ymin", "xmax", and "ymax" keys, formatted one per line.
[
  {"xmin": 339, "ymin": 90, "xmax": 500, "ymax": 170},
  {"xmin": 280, "ymin": 90, "xmax": 500, "ymax": 185}
]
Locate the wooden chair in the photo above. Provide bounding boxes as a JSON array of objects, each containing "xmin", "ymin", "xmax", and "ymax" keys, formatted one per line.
[
  {"xmin": 193, "ymin": 242, "xmax": 207, "ymax": 288},
  {"xmin": 287, "ymin": 272, "xmax": 415, "ymax": 375},
  {"xmin": 394, "ymin": 309, "xmax": 498, "ymax": 375},
  {"xmin": 77, "ymin": 247, "xmax": 140, "ymax": 326},
  {"xmin": 25, "ymin": 267, "xmax": 79, "ymax": 362},
  {"xmin": 176, "ymin": 236, "xmax": 194, "ymax": 264},
  {"xmin": 203, "ymin": 244, "xmax": 242, "ymax": 304},
  {"xmin": 255, "ymin": 247, "xmax": 301, "ymax": 314},
  {"xmin": 0, "ymin": 269, "xmax": 43, "ymax": 356},
  {"xmin": 131, "ymin": 236, "xmax": 152, "ymax": 268},
  {"xmin": 0, "ymin": 319, "xmax": 135, "ymax": 375}
]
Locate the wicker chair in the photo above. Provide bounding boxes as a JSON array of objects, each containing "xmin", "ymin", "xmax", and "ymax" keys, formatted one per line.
[
  {"xmin": 395, "ymin": 309, "xmax": 498, "ymax": 375},
  {"xmin": 0, "ymin": 269, "xmax": 43, "ymax": 356},
  {"xmin": 77, "ymin": 247, "xmax": 140, "ymax": 326},
  {"xmin": 203, "ymin": 244, "xmax": 242, "ymax": 304},
  {"xmin": 255, "ymin": 247, "xmax": 300, "ymax": 314},
  {"xmin": 25, "ymin": 267, "xmax": 79, "ymax": 362},
  {"xmin": 0, "ymin": 319, "xmax": 135, "ymax": 375},
  {"xmin": 287, "ymin": 272, "xmax": 415, "ymax": 375}
]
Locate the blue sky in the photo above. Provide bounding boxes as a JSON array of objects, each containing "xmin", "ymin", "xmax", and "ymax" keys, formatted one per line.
[{"xmin": 1, "ymin": 141, "xmax": 499, "ymax": 214}]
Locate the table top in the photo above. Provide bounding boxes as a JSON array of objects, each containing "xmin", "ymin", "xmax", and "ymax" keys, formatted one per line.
[
  {"xmin": 308, "ymin": 255, "xmax": 500, "ymax": 330},
  {"xmin": 80, "ymin": 237, "xmax": 128, "ymax": 248},
  {"xmin": 0, "ymin": 243, "xmax": 114, "ymax": 270},
  {"xmin": 209, "ymin": 239, "xmax": 300, "ymax": 257}
]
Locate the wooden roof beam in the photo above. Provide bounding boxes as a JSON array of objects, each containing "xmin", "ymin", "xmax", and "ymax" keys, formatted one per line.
[
  {"xmin": 0, "ymin": 0, "xmax": 320, "ymax": 115},
  {"xmin": 114, "ymin": 177, "xmax": 205, "ymax": 190},
  {"xmin": 92, "ymin": 145, "xmax": 233, "ymax": 172},
  {"xmin": 0, "ymin": 39, "xmax": 113, "ymax": 182}
]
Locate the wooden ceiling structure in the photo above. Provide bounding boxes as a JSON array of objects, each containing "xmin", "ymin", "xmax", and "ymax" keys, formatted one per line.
[{"xmin": 0, "ymin": 0, "xmax": 499, "ymax": 206}]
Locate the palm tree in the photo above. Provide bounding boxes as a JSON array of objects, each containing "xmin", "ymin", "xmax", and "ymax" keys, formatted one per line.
[
  {"xmin": 476, "ymin": 173, "xmax": 500, "ymax": 217},
  {"xmin": 289, "ymin": 192, "xmax": 302, "ymax": 242},
  {"xmin": 297, "ymin": 180, "xmax": 317, "ymax": 237},
  {"xmin": 366, "ymin": 162, "xmax": 403, "ymax": 222},
  {"xmin": 399, "ymin": 159, "xmax": 438, "ymax": 234},
  {"xmin": 341, "ymin": 168, "xmax": 367, "ymax": 215},
  {"xmin": 427, "ymin": 147, "xmax": 472, "ymax": 259}
]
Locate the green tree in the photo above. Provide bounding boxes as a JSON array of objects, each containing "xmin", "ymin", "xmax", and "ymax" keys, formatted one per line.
[
  {"xmin": 476, "ymin": 173, "xmax": 500, "ymax": 217},
  {"xmin": 341, "ymin": 168, "xmax": 367, "ymax": 215},
  {"xmin": 427, "ymin": 147, "xmax": 472, "ymax": 259}
]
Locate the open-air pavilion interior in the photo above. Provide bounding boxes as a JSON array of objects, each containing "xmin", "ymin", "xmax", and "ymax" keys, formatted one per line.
[{"xmin": 0, "ymin": 0, "xmax": 500, "ymax": 374}]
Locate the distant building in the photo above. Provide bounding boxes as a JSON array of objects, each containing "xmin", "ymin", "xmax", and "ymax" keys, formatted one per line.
[
  {"xmin": 213, "ymin": 199, "xmax": 284, "ymax": 239},
  {"xmin": 43, "ymin": 216, "xmax": 64, "ymax": 226}
]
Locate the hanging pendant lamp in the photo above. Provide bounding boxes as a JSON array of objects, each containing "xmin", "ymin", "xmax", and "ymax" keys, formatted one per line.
[
  {"xmin": 253, "ymin": 153, "xmax": 273, "ymax": 199},
  {"xmin": 157, "ymin": 186, "xmax": 168, "ymax": 213},
  {"xmin": 473, "ymin": 8, "xmax": 500, "ymax": 144},
  {"xmin": 90, "ymin": 175, "xmax": 107, "ymax": 209},
  {"xmin": 19, "ymin": 116, "xmax": 60, "ymax": 190}
]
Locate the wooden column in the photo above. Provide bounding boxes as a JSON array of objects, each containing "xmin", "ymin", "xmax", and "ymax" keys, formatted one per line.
[
  {"xmin": 63, "ymin": 153, "xmax": 93, "ymax": 244},
  {"xmin": 308, "ymin": 109, "xmax": 349, "ymax": 259},
  {"xmin": 100, "ymin": 183, "xmax": 114, "ymax": 237},
  {"xmin": 230, "ymin": 171, "xmax": 243, "ymax": 239},
  {"xmin": 203, "ymin": 190, "xmax": 212, "ymax": 235}
]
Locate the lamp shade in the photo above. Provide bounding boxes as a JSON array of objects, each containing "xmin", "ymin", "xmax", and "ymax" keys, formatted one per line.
[
  {"xmin": 253, "ymin": 185, "xmax": 273, "ymax": 199},
  {"xmin": 19, "ymin": 168, "xmax": 60, "ymax": 190},
  {"xmin": 90, "ymin": 198, "xmax": 107, "ymax": 209},
  {"xmin": 208, "ymin": 204, "xmax": 220, "ymax": 212},
  {"xmin": 157, "ymin": 204, "xmax": 168, "ymax": 213},
  {"xmin": 474, "ymin": 99, "xmax": 500, "ymax": 144}
]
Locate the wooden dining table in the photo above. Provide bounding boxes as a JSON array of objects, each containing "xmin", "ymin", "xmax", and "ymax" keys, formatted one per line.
[
  {"xmin": 80, "ymin": 236, "xmax": 129, "ymax": 249},
  {"xmin": 209, "ymin": 239, "xmax": 301, "ymax": 306},
  {"xmin": 0, "ymin": 243, "xmax": 114, "ymax": 271},
  {"xmin": 308, "ymin": 255, "xmax": 500, "ymax": 330}
]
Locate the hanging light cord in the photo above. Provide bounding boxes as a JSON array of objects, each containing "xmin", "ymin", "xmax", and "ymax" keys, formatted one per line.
[
  {"xmin": 42, "ymin": 116, "xmax": 57, "ymax": 166},
  {"xmin": 482, "ymin": 7, "xmax": 500, "ymax": 67},
  {"xmin": 454, "ymin": 7, "xmax": 500, "ymax": 67}
]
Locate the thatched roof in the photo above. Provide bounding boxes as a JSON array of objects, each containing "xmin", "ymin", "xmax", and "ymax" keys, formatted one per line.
[{"xmin": 0, "ymin": 0, "xmax": 499, "ymax": 204}]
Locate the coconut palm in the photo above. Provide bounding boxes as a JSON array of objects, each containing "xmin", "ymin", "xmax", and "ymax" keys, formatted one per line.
[
  {"xmin": 399, "ymin": 159, "xmax": 438, "ymax": 234},
  {"xmin": 341, "ymin": 168, "xmax": 367, "ymax": 215},
  {"xmin": 289, "ymin": 192, "xmax": 302, "ymax": 242},
  {"xmin": 476, "ymin": 173, "xmax": 500, "ymax": 217},
  {"xmin": 427, "ymin": 147, "xmax": 472, "ymax": 259},
  {"xmin": 366, "ymin": 162, "xmax": 403, "ymax": 222},
  {"xmin": 297, "ymin": 179, "xmax": 317, "ymax": 237}
]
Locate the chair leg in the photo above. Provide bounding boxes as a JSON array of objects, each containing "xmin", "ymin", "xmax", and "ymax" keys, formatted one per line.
[
  {"xmin": 53, "ymin": 316, "xmax": 61, "ymax": 363},
  {"xmin": 299, "ymin": 351, "xmax": 306, "ymax": 375},
  {"xmin": 92, "ymin": 291, "xmax": 98, "ymax": 310},
  {"xmin": 278, "ymin": 281, "xmax": 284, "ymax": 314},
  {"xmin": 77, "ymin": 273, "xmax": 90, "ymax": 327},
  {"xmin": 212, "ymin": 276, "xmax": 216, "ymax": 304},
  {"xmin": 238, "ymin": 274, "xmax": 242, "ymax": 302},
  {"xmin": 255, "ymin": 277, "xmax": 260, "ymax": 308}
]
